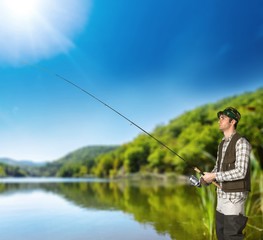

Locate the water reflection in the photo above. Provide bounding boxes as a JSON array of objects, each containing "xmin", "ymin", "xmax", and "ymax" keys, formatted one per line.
[
  {"xmin": 0, "ymin": 178, "xmax": 207, "ymax": 240},
  {"xmin": 0, "ymin": 177, "xmax": 262, "ymax": 239}
]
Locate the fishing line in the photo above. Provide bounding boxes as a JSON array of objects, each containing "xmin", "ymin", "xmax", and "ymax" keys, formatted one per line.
[{"xmin": 32, "ymin": 64, "xmax": 220, "ymax": 188}]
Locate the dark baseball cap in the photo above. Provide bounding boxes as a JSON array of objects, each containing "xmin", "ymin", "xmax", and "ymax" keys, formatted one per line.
[{"xmin": 217, "ymin": 107, "xmax": 241, "ymax": 122}]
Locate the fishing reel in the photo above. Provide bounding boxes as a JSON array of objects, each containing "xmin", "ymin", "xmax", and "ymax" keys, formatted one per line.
[
  {"xmin": 189, "ymin": 175, "xmax": 201, "ymax": 187},
  {"xmin": 189, "ymin": 175, "xmax": 210, "ymax": 188}
]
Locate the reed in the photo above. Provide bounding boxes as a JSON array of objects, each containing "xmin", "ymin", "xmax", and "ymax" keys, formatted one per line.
[
  {"xmin": 245, "ymin": 154, "xmax": 263, "ymax": 239},
  {"xmin": 198, "ymin": 185, "xmax": 216, "ymax": 239}
]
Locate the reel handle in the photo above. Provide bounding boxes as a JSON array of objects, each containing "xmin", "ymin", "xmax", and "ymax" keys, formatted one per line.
[{"xmin": 194, "ymin": 167, "xmax": 221, "ymax": 189}]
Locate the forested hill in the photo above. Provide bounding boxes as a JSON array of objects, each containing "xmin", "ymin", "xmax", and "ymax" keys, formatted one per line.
[
  {"xmin": 91, "ymin": 88, "xmax": 263, "ymax": 177},
  {"xmin": 37, "ymin": 145, "xmax": 118, "ymax": 177},
  {"xmin": 1, "ymin": 88, "xmax": 262, "ymax": 178}
]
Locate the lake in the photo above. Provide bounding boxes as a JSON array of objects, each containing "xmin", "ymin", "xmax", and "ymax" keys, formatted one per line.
[{"xmin": 0, "ymin": 177, "xmax": 262, "ymax": 240}]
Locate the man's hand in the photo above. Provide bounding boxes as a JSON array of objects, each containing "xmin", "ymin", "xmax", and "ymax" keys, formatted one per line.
[
  {"xmin": 202, "ymin": 172, "xmax": 216, "ymax": 183},
  {"xmin": 200, "ymin": 177, "xmax": 209, "ymax": 186}
]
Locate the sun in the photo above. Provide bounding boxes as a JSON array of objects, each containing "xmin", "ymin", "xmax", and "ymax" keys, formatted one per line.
[
  {"xmin": 0, "ymin": 0, "xmax": 90, "ymax": 65},
  {"xmin": 2, "ymin": 0, "xmax": 42, "ymax": 22}
]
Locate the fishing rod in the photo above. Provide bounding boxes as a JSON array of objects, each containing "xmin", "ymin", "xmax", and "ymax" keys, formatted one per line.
[{"xmin": 32, "ymin": 64, "xmax": 220, "ymax": 188}]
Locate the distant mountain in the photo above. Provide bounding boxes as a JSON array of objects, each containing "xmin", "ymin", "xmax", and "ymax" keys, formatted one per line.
[
  {"xmin": 0, "ymin": 146, "xmax": 119, "ymax": 177},
  {"xmin": 0, "ymin": 158, "xmax": 45, "ymax": 167},
  {"xmin": 55, "ymin": 145, "xmax": 119, "ymax": 165},
  {"xmin": 38, "ymin": 145, "xmax": 119, "ymax": 177}
]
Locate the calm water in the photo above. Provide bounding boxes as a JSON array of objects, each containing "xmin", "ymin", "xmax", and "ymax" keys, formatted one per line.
[
  {"xmin": 0, "ymin": 177, "xmax": 261, "ymax": 240},
  {"xmin": 0, "ymin": 191, "xmax": 169, "ymax": 240},
  {"xmin": 0, "ymin": 178, "xmax": 192, "ymax": 240}
]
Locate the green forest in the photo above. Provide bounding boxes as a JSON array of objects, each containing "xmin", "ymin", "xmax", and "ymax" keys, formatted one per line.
[
  {"xmin": 90, "ymin": 88, "xmax": 262, "ymax": 178},
  {"xmin": 0, "ymin": 163, "xmax": 27, "ymax": 177},
  {"xmin": 1, "ymin": 88, "xmax": 262, "ymax": 178}
]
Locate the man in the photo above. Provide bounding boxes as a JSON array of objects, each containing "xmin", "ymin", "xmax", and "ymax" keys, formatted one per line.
[{"xmin": 202, "ymin": 107, "xmax": 251, "ymax": 240}]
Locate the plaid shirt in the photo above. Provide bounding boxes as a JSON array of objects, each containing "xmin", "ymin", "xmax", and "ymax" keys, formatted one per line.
[{"xmin": 212, "ymin": 132, "xmax": 251, "ymax": 199}]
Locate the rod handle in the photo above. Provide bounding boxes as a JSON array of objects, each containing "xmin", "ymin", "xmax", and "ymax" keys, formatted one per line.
[{"xmin": 194, "ymin": 167, "xmax": 221, "ymax": 189}]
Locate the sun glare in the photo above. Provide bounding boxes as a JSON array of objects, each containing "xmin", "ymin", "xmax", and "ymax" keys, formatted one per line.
[
  {"xmin": 3, "ymin": 0, "xmax": 40, "ymax": 21},
  {"xmin": 0, "ymin": 0, "xmax": 90, "ymax": 65}
]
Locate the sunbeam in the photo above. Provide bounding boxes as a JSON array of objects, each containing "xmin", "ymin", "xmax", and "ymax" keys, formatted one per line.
[{"xmin": 0, "ymin": 0, "xmax": 90, "ymax": 65}]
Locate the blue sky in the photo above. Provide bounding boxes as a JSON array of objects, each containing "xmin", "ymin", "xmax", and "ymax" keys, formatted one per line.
[{"xmin": 0, "ymin": 0, "xmax": 263, "ymax": 162}]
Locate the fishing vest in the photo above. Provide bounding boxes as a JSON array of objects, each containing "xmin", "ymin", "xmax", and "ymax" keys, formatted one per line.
[{"xmin": 217, "ymin": 133, "xmax": 251, "ymax": 192}]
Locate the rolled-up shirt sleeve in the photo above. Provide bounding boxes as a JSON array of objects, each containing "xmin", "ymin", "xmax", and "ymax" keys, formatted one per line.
[{"xmin": 215, "ymin": 138, "xmax": 251, "ymax": 182}]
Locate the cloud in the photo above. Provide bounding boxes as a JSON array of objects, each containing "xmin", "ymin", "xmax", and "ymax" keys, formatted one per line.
[{"xmin": 0, "ymin": 0, "xmax": 90, "ymax": 65}]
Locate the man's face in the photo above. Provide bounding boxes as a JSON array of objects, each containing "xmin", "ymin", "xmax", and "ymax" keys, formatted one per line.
[{"xmin": 218, "ymin": 114, "xmax": 234, "ymax": 131}]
